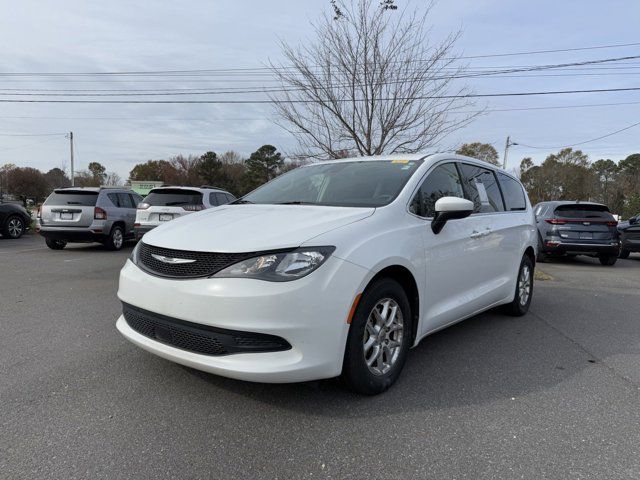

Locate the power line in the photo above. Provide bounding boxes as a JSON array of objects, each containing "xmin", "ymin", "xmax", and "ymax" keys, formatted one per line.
[
  {"xmin": 516, "ymin": 120, "xmax": 640, "ymax": 149},
  {"xmin": 0, "ymin": 136, "xmax": 63, "ymax": 152},
  {"xmin": 0, "ymin": 132, "xmax": 67, "ymax": 136},
  {"xmin": 1, "ymin": 41, "xmax": 639, "ymax": 76},
  {"xmin": 1, "ymin": 86, "xmax": 640, "ymax": 104},
  {"xmin": 0, "ymin": 55, "xmax": 638, "ymax": 99}
]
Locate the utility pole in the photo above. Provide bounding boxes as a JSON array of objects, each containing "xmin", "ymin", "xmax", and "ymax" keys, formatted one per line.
[
  {"xmin": 68, "ymin": 131, "xmax": 74, "ymax": 186},
  {"xmin": 503, "ymin": 135, "xmax": 517, "ymax": 169}
]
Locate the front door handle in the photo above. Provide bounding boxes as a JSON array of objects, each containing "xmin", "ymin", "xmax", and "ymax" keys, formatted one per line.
[
  {"xmin": 483, "ymin": 228, "xmax": 492, "ymax": 236},
  {"xmin": 470, "ymin": 231, "xmax": 483, "ymax": 239}
]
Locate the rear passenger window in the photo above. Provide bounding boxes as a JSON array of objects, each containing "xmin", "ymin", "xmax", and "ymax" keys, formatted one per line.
[
  {"xmin": 215, "ymin": 193, "xmax": 229, "ymax": 205},
  {"xmin": 498, "ymin": 173, "xmax": 526, "ymax": 211},
  {"xmin": 108, "ymin": 193, "xmax": 121, "ymax": 207},
  {"xmin": 409, "ymin": 163, "xmax": 465, "ymax": 218},
  {"xmin": 458, "ymin": 164, "xmax": 505, "ymax": 213},
  {"xmin": 117, "ymin": 193, "xmax": 136, "ymax": 209},
  {"xmin": 209, "ymin": 192, "xmax": 220, "ymax": 206}
]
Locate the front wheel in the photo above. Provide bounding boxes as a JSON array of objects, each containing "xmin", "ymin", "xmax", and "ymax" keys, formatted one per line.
[
  {"xmin": 503, "ymin": 255, "xmax": 534, "ymax": 316},
  {"xmin": 619, "ymin": 249, "xmax": 630, "ymax": 259},
  {"xmin": 45, "ymin": 238, "xmax": 67, "ymax": 250},
  {"xmin": 599, "ymin": 256, "xmax": 617, "ymax": 266},
  {"xmin": 3, "ymin": 215, "xmax": 25, "ymax": 239},
  {"xmin": 342, "ymin": 278, "xmax": 412, "ymax": 395}
]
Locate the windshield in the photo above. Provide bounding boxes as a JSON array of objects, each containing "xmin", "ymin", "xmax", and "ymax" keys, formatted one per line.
[
  {"xmin": 44, "ymin": 191, "xmax": 99, "ymax": 206},
  {"xmin": 242, "ymin": 160, "xmax": 423, "ymax": 207},
  {"xmin": 143, "ymin": 189, "xmax": 203, "ymax": 206}
]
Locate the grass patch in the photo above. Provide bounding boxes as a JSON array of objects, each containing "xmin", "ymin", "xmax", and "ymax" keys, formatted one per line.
[{"xmin": 534, "ymin": 269, "xmax": 553, "ymax": 281}]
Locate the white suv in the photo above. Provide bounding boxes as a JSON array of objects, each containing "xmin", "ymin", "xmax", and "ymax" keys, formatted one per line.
[
  {"xmin": 134, "ymin": 186, "xmax": 235, "ymax": 240},
  {"xmin": 117, "ymin": 154, "xmax": 537, "ymax": 394}
]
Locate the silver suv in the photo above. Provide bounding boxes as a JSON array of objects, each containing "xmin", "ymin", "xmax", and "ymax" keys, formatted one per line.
[{"xmin": 37, "ymin": 187, "xmax": 143, "ymax": 251}]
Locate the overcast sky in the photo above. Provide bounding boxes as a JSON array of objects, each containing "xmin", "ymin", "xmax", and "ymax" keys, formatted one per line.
[{"xmin": 1, "ymin": 0, "xmax": 639, "ymax": 180}]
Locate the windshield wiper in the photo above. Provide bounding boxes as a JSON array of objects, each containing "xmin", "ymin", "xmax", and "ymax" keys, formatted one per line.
[
  {"xmin": 276, "ymin": 201, "xmax": 315, "ymax": 205},
  {"xmin": 231, "ymin": 199, "xmax": 253, "ymax": 204},
  {"xmin": 165, "ymin": 201, "xmax": 190, "ymax": 206}
]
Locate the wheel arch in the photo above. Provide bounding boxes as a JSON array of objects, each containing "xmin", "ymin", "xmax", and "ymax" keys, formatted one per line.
[{"xmin": 361, "ymin": 264, "xmax": 420, "ymax": 344}]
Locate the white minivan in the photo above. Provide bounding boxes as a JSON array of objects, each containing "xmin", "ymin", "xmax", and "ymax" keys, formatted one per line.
[{"xmin": 117, "ymin": 154, "xmax": 537, "ymax": 394}]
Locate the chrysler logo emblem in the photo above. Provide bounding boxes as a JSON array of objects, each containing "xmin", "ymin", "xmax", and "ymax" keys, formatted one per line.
[
  {"xmin": 151, "ymin": 254, "xmax": 196, "ymax": 264},
  {"xmin": 583, "ymin": 222, "xmax": 591, "ymax": 226}
]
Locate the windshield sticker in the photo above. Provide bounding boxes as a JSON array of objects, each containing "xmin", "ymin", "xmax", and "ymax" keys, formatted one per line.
[{"xmin": 391, "ymin": 160, "xmax": 409, "ymax": 164}]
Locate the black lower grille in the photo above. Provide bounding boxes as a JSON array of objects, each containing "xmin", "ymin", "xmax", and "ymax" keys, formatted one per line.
[
  {"xmin": 123, "ymin": 303, "xmax": 291, "ymax": 356},
  {"xmin": 137, "ymin": 242, "xmax": 257, "ymax": 279}
]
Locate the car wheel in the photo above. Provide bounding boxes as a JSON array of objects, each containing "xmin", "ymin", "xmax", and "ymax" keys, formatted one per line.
[
  {"xmin": 342, "ymin": 278, "xmax": 412, "ymax": 395},
  {"xmin": 504, "ymin": 255, "xmax": 534, "ymax": 317},
  {"xmin": 45, "ymin": 238, "xmax": 67, "ymax": 250},
  {"xmin": 619, "ymin": 249, "xmax": 630, "ymax": 259},
  {"xmin": 105, "ymin": 225, "xmax": 124, "ymax": 251},
  {"xmin": 599, "ymin": 256, "xmax": 617, "ymax": 266},
  {"xmin": 3, "ymin": 215, "xmax": 25, "ymax": 239}
]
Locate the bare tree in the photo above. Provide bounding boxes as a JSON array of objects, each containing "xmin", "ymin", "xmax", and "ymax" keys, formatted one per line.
[{"xmin": 270, "ymin": 0, "xmax": 479, "ymax": 159}]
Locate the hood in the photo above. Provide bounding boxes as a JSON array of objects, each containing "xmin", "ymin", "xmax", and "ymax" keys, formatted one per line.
[{"xmin": 142, "ymin": 204, "xmax": 375, "ymax": 252}]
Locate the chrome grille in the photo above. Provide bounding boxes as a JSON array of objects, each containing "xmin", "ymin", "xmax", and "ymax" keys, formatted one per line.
[{"xmin": 137, "ymin": 242, "xmax": 255, "ymax": 279}]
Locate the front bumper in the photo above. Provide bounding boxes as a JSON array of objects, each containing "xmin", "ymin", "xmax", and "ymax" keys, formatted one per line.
[
  {"xmin": 621, "ymin": 237, "xmax": 640, "ymax": 252},
  {"xmin": 116, "ymin": 256, "xmax": 368, "ymax": 383}
]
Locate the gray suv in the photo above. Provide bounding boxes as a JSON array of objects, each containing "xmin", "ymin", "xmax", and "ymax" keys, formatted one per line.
[{"xmin": 37, "ymin": 187, "xmax": 143, "ymax": 251}]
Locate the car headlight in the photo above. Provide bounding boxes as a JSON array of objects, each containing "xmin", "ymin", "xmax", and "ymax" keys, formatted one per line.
[
  {"xmin": 212, "ymin": 246, "xmax": 335, "ymax": 281},
  {"xmin": 130, "ymin": 241, "xmax": 141, "ymax": 265}
]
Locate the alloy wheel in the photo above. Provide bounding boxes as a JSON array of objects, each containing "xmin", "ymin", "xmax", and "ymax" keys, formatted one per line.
[
  {"xmin": 113, "ymin": 228, "xmax": 123, "ymax": 249},
  {"xmin": 362, "ymin": 298, "xmax": 404, "ymax": 375},
  {"xmin": 8, "ymin": 218, "xmax": 23, "ymax": 238},
  {"xmin": 518, "ymin": 265, "xmax": 531, "ymax": 306}
]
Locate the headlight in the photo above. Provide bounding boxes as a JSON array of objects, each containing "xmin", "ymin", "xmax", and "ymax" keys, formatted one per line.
[
  {"xmin": 130, "ymin": 241, "xmax": 141, "ymax": 265},
  {"xmin": 212, "ymin": 246, "xmax": 335, "ymax": 281}
]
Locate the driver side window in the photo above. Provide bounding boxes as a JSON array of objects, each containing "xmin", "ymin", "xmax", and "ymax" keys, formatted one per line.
[{"xmin": 409, "ymin": 163, "xmax": 465, "ymax": 218}]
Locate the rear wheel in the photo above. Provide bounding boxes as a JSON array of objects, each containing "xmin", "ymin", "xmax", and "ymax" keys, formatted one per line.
[
  {"xmin": 504, "ymin": 255, "xmax": 534, "ymax": 316},
  {"xmin": 342, "ymin": 278, "xmax": 412, "ymax": 395},
  {"xmin": 45, "ymin": 238, "xmax": 67, "ymax": 250},
  {"xmin": 3, "ymin": 215, "xmax": 25, "ymax": 239},
  {"xmin": 104, "ymin": 225, "xmax": 124, "ymax": 251},
  {"xmin": 619, "ymin": 249, "xmax": 630, "ymax": 259},
  {"xmin": 599, "ymin": 255, "xmax": 617, "ymax": 266}
]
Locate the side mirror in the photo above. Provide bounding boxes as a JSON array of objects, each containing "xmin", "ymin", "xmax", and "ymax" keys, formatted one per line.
[
  {"xmin": 630, "ymin": 216, "xmax": 638, "ymax": 225},
  {"xmin": 431, "ymin": 197, "xmax": 474, "ymax": 234}
]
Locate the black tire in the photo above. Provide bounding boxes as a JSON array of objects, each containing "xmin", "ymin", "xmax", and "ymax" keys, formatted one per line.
[
  {"xmin": 599, "ymin": 256, "xmax": 617, "ymax": 266},
  {"xmin": 45, "ymin": 237, "xmax": 67, "ymax": 250},
  {"xmin": 536, "ymin": 234, "xmax": 547, "ymax": 263},
  {"xmin": 503, "ymin": 255, "xmax": 534, "ymax": 317},
  {"xmin": 2, "ymin": 215, "xmax": 25, "ymax": 239},
  {"xmin": 619, "ymin": 249, "xmax": 630, "ymax": 259},
  {"xmin": 342, "ymin": 278, "xmax": 412, "ymax": 395},
  {"xmin": 104, "ymin": 225, "xmax": 124, "ymax": 251}
]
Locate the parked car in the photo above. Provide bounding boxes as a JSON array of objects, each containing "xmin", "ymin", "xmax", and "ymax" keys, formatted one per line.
[
  {"xmin": 534, "ymin": 201, "xmax": 620, "ymax": 265},
  {"xmin": 618, "ymin": 213, "xmax": 640, "ymax": 258},
  {"xmin": 134, "ymin": 186, "xmax": 235, "ymax": 240},
  {"xmin": 37, "ymin": 187, "xmax": 143, "ymax": 250},
  {"xmin": 116, "ymin": 154, "xmax": 537, "ymax": 394},
  {"xmin": 0, "ymin": 203, "xmax": 31, "ymax": 239}
]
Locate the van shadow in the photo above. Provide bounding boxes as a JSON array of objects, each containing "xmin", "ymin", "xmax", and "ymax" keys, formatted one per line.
[{"xmin": 182, "ymin": 309, "xmax": 593, "ymax": 418}]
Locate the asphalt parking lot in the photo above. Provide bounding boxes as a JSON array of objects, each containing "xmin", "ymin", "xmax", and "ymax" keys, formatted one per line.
[{"xmin": 1, "ymin": 235, "xmax": 639, "ymax": 479}]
